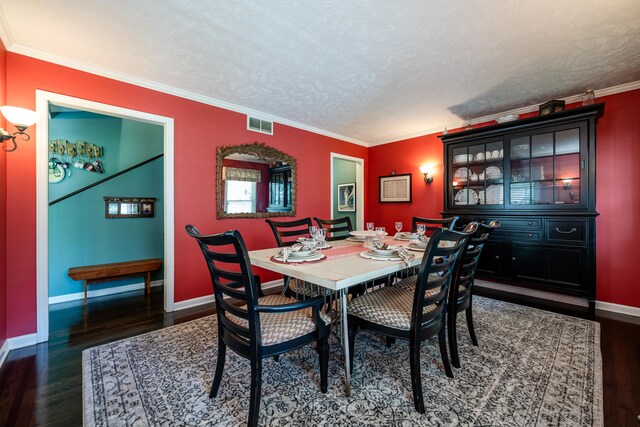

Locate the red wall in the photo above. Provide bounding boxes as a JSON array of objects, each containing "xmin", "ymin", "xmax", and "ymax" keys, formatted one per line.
[
  {"xmin": 368, "ymin": 90, "xmax": 640, "ymax": 309},
  {"xmin": 4, "ymin": 53, "xmax": 368, "ymax": 337},
  {"xmin": 0, "ymin": 39, "xmax": 7, "ymax": 348}
]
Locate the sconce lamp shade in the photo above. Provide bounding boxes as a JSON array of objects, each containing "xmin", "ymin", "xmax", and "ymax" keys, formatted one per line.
[
  {"xmin": 419, "ymin": 164, "xmax": 434, "ymax": 185},
  {"xmin": 1, "ymin": 106, "xmax": 38, "ymax": 130}
]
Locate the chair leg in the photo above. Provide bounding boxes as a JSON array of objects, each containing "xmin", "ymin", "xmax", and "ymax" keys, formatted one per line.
[
  {"xmin": 347, "ymin": 319, "xmax": 357, "ymax": 372},
  {"xmin": 409, "ymin": 339, "xmax": 425, "ymax": 413},
  {"xmin": 210, "ymin": 336, "xmax": 226, "ymax": 398},
  {"xmin": 448, "ymin": 306, "xmax": 461, "ymax": 369},
  {"xmin": 385, "ymin": 336, "xmax": 396, "ymax": 347},
  {"xmin": 438, "ymin": 324, "xmax": 454, "ymax": 378},
  {"xmin": 248, "ymin": 358, "xmax": 263, "ymax": 427},
  {"xmin": 318, "ymin": 336, "xmax": 329, "ymax": 393},
  {"xmin": 273, "ymin": 355, "xmax": 280, "ymax": 362},
  {"xmin": 466, "ymin": 304, "xmax": 478, "ymax": 346}
]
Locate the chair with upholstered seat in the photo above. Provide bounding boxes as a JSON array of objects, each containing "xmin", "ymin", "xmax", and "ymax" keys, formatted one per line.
[
  {"xmin": 186, "ymin": 225, "xmax": 330, "ymax": 427},
  {"xmin": 314, "ymin": 216, "xmax": 353, "ymax": 241},
  {"xmin": 447, "ymin": 220, "xmax": 500, "ymax": 368},
  {"xmin": 265, "ymin": 217, "xmax": 333, "ymax": 298},
  {"xmin": 411, "ymin": 216, "xmax": 458, "ymax": 236},
  {"xmin": 347, "ymin": 224, "xmax": 476, "ymax": 413}
]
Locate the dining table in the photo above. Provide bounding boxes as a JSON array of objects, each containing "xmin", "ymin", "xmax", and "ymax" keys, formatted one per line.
[{"xmin": 248, "ymin": 233, "xmax": 424, "ymax": 396}]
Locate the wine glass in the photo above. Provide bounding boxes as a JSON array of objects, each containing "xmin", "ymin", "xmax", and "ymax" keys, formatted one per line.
[
  {"xmin": 366, "ymin": 222, "xmax": 374, "ymax": 232},
  {"xmin": 394, "ymin": 222, "xmax": 403, "ymax": 236},
  {"xmin": 315, "ymin": 229, "xmax": 326, "ymax": 248},
  {"xmin": 416, "ymin": 224, "xmax": 426, "ymax": 242},
  {"xmin": 309, "ymin": 225, "xmax": 318, "ymax": 238},
  {"xmin": 375, "ymin": 226, "xmax": 386, "ymax": 242}
]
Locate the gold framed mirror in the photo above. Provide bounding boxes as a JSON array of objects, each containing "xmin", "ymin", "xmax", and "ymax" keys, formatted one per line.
[{"xmin": 216, "ymin": 142, "xmax": 296, "ymax": 219}]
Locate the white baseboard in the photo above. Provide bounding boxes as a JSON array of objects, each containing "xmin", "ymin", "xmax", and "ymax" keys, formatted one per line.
[
  {"xmin": 7, "ymin": 333, "xmax": 38, "ymax": 350},
  {"xmin": 173, "ymin": 279, "xmax": 284, "ymax": 311},
  {"xmin": 48, "ymin": 280, "xmax": 164, "ymax": 305},
  {"xmin": 595, "ymin": 301, "xmax": 640, "ymax": 318},
  {"xmin": 0, "ymin": 339, "xmax": 9, "ymax": 369},
  {"xmin": 476, "ymin": 279, "xmax": 640, "ymax": 318}
]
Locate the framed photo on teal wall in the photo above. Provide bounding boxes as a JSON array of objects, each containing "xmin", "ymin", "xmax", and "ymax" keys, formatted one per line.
[{"xmin": 337, "ymin": 183, "xmax": 356, "ymax": 212}]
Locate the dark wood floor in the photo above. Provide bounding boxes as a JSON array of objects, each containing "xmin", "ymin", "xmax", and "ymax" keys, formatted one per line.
[{"xmin": 0, "ymin": 286, "xmax": 638, "ymax": 426}]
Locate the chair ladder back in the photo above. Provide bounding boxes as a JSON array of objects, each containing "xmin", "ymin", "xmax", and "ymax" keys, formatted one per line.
[
  {"xmin": 410, "ymin": 225, "xmax": 477, "ymax": 331},
  {"xmin": 265, "ymin": 218, "xmax": 313, "ymax": 247},
  {"xmin": 411, "ymin": 216, "xmax": 459, "ymax": 235},
  {"xmin": 314, "ymin": 216, "xmax": 353, "ymax": 241},
  {"xmin": 185, "ymin": 225, "xmax": 262, "ymax": 345}
]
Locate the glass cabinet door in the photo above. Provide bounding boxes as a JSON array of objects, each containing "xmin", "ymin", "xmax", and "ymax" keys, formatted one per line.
[
  {"xmin": 450, "ymin": 140, "xmax": 504, "ymax": 207},
  {"xmin": 508, "ymin": 126, "xmax": 583, "ymax": 207}
]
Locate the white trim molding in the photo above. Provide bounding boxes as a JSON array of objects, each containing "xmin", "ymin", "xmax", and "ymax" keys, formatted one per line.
[
  {"xmin": 372, "ymin": 80, "xmax": 640, "ymax": 146},
  {"xmin": 0, "ymin": 340, "xmax": 9, "ymax": 369},
  {"xmin": 35, "ymin": 90, "xmax": 176, "ymax": 343},
  {"xmin": 173, "ymin": 279, "xmax": 284, "ymax": 311},
  {"xmin": 8, "ymin": 333, "xmax": 38, "ymax": 350},
  {"xmin": 330, "ymin": 153, "xmax": 365, "ymax": 230},
  {"xmin": 595, "ymin": 301, "xmax": 640, "ymax": 318},
  {"xmin": 48, "ymin": 280, "xmax": 164, "ymax": 305}
]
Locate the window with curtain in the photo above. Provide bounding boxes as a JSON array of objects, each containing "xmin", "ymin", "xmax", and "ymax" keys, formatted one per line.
[{"xmin": 223, "ymin": 167, "xmax": 260, "ymax": 213}]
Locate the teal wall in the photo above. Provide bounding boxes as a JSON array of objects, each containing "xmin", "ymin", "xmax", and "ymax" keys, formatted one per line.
[
  {"xmin": 48, "ymin": 112, "xmax": 164, "ymax": 298},
  {"xmin": 48, "ymin": 112, "xmax": 164, "ymax": 203},
  {"xmin": 332, "ymin": 157, "xmax": 357, "ymax": 229}
]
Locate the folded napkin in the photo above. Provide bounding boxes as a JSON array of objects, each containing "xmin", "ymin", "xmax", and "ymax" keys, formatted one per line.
[
  {"xmin": 278, "ymin": 242, "xmax": 318, "ymax": 262},
  {"xmin": 394, "ymin": 246, "xmax": 415, "ymax": 266}
]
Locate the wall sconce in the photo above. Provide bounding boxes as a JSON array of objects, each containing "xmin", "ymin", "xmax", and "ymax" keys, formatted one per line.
[
  {"xmin": 0, "ymin": 106, "xmax": 39, "ymax": 152},
  {"xmin": 419, "ymin": 165, "xmax": 433, "ymax": 185},
  {"xmin": 562, "ymin": 179, "xmax": 573, "ymax": 190}
]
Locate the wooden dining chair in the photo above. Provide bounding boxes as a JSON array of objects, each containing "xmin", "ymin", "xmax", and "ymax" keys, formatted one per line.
[
  {"xmin": 265, "ymin": 217, "xmax": 313, "ymax": 247},
  {"xmin": 347, "ymin": 224, "xmax": 477, "ymax": 413},
  {"xmin": 185, "ymin": 225, "xmax": 330, "ymax": 427},
  {"xmin": 314, "ymin": 216, "xmax": 353, "ymax": 241},
  {"xmin": 447, "ymin": 220, "xmax": 500, "ymax": 368},
  {"xmin": 411, "ymin": 216, "xmax": 459, "ymax": 235}
]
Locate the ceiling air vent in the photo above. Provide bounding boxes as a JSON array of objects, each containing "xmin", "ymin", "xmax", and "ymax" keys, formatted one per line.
[{"xmin": 247, "ymin": 116, "xmax": 273, "ymax": 135}]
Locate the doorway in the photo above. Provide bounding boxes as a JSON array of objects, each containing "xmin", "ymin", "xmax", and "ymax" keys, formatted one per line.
[
  {"xmin": 35, "ymin": 91, "xmax": 175, "ymax": 343},
  {"xmin": 330, "ymin": 153, "xmax": 364, "ymax": 230}
]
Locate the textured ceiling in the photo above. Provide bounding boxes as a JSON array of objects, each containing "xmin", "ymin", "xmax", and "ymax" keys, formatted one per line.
[{"xmin": 1, "ymin": 0, "xmax": 639, "ymax": 145}]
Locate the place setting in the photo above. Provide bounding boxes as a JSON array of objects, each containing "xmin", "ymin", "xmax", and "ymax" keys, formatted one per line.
[{"xmin": 359, "ymin": 235, "xmax": 414, "ymax": 265}]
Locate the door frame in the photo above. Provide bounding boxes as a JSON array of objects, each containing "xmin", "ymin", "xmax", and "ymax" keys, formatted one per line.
[
  {"xmin": 329, "ymin": 153, "xmax": 364, "ymax": 230},
  {"xmin": 35, "ymin": 90, "xmax": 175, "ymax": 343}
]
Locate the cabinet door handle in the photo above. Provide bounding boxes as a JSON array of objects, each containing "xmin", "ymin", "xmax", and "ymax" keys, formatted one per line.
[
  {"xmin": 527, "ymin": 221, "xmax": 533, "ymax": 225},
  {"xmin": 528, "ymin": 233, "xmax": 533, "ymax": 237},
  {"xmin": 512, "ymin": 257, "xmax": 516, "ymax": 261},
  {"xmin": 554, "ymin": 227, "xmax": 577, "ymax": 234},
  {"xmin": 495, "ymin": 255, "xmax": 500, "ymax": 259}
]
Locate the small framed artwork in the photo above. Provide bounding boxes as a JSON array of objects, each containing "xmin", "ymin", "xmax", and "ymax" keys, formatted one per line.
[
  {"xmin": 379, "ymin": 173, "xmax": 412, "ymax": 203},
  {"xmin": 337, "ymin": 183, "xmax": 356, "ymax": 212}
]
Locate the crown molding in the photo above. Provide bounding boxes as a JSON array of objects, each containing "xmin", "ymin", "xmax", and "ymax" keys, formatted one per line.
[
  {"xmin": 371, "ymin": 80, "xmax": 640, "ymax": 147},
  {"xmin": 0, "ymin": 6, "xmax": 14, "ymax": 50},
  {"xmin": 4, "ymin": 43, "xmax": 371, "ymax": 147}
]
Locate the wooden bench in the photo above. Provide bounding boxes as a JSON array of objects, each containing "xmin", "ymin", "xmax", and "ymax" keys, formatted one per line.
[{"xmin": 68, "ymin": 258, "xmax": 163, "ymax": 301}]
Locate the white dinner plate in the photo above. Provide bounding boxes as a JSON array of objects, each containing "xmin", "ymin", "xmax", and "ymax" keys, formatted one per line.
[
  {"xmin": 453, "ymin": 167, "xmax": 471, "ymax": 181},
  {"xmin": 485, "ymin": 166, "xmax": 502, "ymax": 179},
  {"xmin": 406, "ymin": 241, "xmax": 428, "ymax": 252},
  {"xmin": 274, "ymin": 253, "xmax": 325, "ymax": 263},
  {"xmin": 360, "ymin": 251, "xmax": 402, "ymax": 261},
  {"xmin": 454, "ymin": 188, "xmax": 479, "ymax": 205},
  {"xmin": 395, "ymin": 232, "xmax": 419, "ymax": 241}
]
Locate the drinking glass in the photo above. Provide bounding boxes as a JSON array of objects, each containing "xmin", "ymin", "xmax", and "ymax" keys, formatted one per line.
[
  {"xmin": 416, "ymin": 224, "xmax": 426, "ymax": 242},
  {"xmin": 395, "ymin": 222, "xmax": 403, "ymax": 235},
  {"xmin": 309, "ymin": 225, "xmax": 318, "ymax": 237},
  {"xmin": 366, "ymin": 222, "xmax": 374, "ymax": 232},
  {"xmin": 375, "ymin": 226, "xmax": 386, "ymax": 241},
  {"xmin": 315, "ymin": 229, "xmax": 327, "ymax": 247}
]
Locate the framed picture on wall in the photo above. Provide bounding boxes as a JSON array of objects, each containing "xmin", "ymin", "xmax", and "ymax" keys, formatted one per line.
[
  {"xmin": 379, "ymin": 173, "xmax": 412, "ymax": 203},
  {"xmin": 337, "ymin": 183, "xmax": 356, "ymax": 212}
]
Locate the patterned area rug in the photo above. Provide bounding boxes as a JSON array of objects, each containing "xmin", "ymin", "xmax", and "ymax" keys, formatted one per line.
[{"xmin": 83, "ymin": 297, "xmax": 602, "ymax": 426}]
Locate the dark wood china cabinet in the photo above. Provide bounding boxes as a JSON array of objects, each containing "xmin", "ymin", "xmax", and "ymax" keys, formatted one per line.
[{"xmin": 439, "ymin": 103, "xmax": 604, "ymax": 314}]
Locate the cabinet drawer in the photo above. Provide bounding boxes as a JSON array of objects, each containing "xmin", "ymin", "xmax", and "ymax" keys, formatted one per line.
[
  {"xmin": 476, "ymin": 218, "xmax": 541, "ymax": 230},
  {"xmin": 507, "ymin": 231, "xmax": 541, "ymax": 241},
  {"xmin": 546, "ymin": 220, "xmax": 586, "ymax": 244}
]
